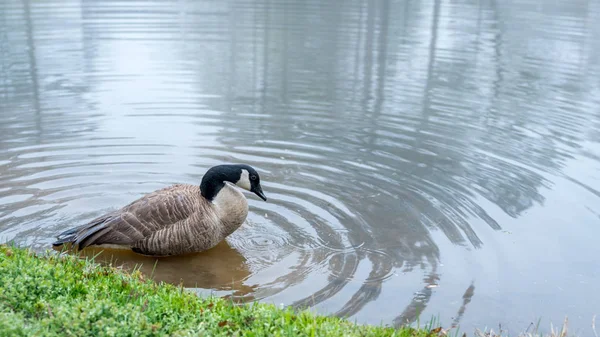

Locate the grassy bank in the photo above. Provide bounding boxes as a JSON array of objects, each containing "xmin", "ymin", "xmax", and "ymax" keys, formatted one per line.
[
  {"xmin": 0, "ymin": 245, "xmax": 572, "ymax": 337},
  {"xmin": 0, "ymin": 245, "xmax": 444, "ymax": 337}
]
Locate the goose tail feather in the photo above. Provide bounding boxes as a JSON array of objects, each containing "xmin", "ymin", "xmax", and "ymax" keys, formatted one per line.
[
  {"xmin": 52, "ymin": 226, "xmax": 83, "ymax": 247},
  {"xmin": 52, "ymin": 216, "xmax": 112, "ymax": 249}
]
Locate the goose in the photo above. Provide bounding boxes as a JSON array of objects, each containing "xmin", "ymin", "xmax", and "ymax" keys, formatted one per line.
[{"xmin": 52, "ymin": 164, "xmax": 267, "ymax": 256}]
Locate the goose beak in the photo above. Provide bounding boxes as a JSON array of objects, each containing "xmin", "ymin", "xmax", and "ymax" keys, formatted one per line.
[{"xmin": 252, "ymin": 184, "xmax": 267, "ymax": 201}]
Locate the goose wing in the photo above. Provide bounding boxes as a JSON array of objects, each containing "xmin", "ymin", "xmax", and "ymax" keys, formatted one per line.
[{"xmin": 53, "ymin": 184, "xmax": 203, "ymax": 249}]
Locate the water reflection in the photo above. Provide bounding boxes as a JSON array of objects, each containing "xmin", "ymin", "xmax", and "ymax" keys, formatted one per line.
[
  {"xmin": 451, "ymin": 282, "xmax": 475, "ymax": 329},
  {"xmin": 1, "ymin": 0, "xmax": 600, "ymax": 334},
  {"xmin": 74, "ymin": 241, "xmax": 255, "ymax": 294}
]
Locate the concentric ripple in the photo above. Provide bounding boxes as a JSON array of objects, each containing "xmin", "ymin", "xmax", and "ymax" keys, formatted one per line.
[{"xmin": 2, "ymin": 0, "xmax": 600, "ymax": 334}]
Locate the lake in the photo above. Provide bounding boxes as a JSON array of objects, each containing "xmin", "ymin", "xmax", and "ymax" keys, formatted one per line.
[{"xmin": 1, "ymin": 0, "xmax": 599, "ymax": 335}]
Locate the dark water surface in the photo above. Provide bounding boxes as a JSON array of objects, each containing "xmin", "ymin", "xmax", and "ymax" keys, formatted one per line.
[{"xmin": 1, "ymin": 0, "xmax": 600, "ymax": 334}]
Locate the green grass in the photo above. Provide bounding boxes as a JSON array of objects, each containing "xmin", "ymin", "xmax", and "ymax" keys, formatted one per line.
[
  {"xmin": 0, "ymin": 245, "xmax": 445, "ymax": 337},
  {"xmin": 0, "ymin": 245, "xmax": 580, "ymax": 337}
]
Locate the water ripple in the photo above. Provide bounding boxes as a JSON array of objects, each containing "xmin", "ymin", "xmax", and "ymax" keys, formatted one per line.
[{"xmin": 1, "ymin": 0, "xmax": 600, "ymax": 334}]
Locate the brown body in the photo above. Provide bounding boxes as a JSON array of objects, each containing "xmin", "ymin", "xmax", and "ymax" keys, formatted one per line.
[{"xmin": 54, "ymin": 183, "xmax": 249, "ymax": 256}]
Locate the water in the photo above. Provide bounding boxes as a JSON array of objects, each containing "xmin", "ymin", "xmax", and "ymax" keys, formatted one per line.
[{"xmin": 1, "ymin": 0, "xmax": 600, "ymax": 334}]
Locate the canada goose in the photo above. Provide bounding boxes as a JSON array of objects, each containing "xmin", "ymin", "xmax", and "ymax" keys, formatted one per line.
[{"xmin": 52, "ymin": 164, "xmax": 267, "ymax": 256}]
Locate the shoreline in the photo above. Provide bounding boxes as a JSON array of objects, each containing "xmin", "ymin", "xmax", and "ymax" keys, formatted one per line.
[{"xmin": 0, "ymin": 245, "xmax": 573, "ymax": 337}]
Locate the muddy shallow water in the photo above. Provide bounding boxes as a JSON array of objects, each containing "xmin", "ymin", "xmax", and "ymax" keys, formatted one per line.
[{"xmin": 1, "ymin": 0, "xmax": 600, "ymax": 334}]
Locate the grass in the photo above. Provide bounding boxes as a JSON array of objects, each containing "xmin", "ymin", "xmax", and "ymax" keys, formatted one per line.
[
  {"xmin": 0, "ymin": 244, "xmax": 445, "ymax": 337},
  {"xmin": 0, "ymin": 244, "xmax": 582, "ymax": 337}
]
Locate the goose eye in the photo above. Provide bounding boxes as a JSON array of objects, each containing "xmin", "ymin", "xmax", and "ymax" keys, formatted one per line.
[{"xmin": 250, "ymin": 175, "xmax": 257, "ymax": 181}]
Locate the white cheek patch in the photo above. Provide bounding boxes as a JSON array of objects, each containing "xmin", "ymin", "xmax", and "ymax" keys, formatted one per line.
[{"xmin": 236, "ymin": 169, "xmax": 251, "ymax": 191}]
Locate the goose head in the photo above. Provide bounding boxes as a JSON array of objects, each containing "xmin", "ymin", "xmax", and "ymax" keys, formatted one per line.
[{"xmin": 200, "ymin": 164, "xmax": 267, "ymax": 202}]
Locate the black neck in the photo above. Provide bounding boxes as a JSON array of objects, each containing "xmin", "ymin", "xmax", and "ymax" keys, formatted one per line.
[
  {"xmin": 200, "ymin": 179, "xmax": 225, "ymax": 201},
  {"xmin": 200, "ymin": 165, "xmax": 244, "ymax": 201}
]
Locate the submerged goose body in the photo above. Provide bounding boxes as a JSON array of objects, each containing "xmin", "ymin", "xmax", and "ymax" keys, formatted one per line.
[{"xmin": 52, "ymin": 164, "xmax": 267, "ymax": 256}]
